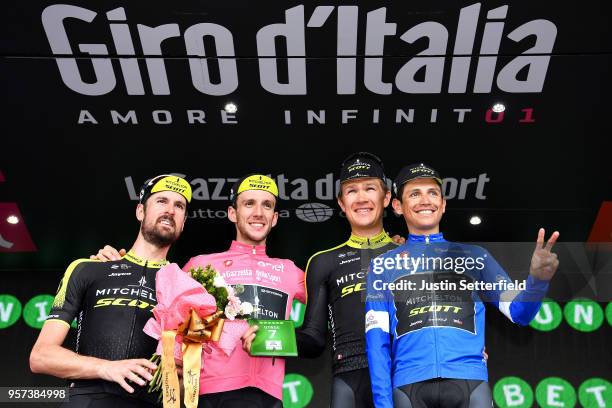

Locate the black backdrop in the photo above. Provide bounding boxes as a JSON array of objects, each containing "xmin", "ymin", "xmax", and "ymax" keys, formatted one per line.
[{"xmin": 1, "ymin": 1, "xmax": 611, "ymax": 407}]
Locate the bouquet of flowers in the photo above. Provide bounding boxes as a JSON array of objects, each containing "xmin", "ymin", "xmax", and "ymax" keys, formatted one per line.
[
  {"xmin": 190, "ymin": 265, "xmax": 254, "ymax": 320},
  {"xmin": 143, "ymin": 263, "xmax": 253, "ymax": 408}
]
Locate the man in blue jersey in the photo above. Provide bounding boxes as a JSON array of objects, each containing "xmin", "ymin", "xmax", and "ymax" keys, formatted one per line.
[{"xmin": 365, "ymin": 163, "xmax": 559, "ymax": 408}]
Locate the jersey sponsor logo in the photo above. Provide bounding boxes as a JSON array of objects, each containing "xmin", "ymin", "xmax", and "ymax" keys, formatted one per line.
[
  {"xmin": 409, "ymin": 305, "xmax": 463, "ymax": 317},
  {"xmin": 110, "ymin": 264, "xmax": 132, "ymax": 270},
  {"xmin": 337, "ymin": 270, "xmax": 367, "ymax": 297},
  {"xmin": 337, "ymin": 250, "xmax": 358, "ymax": 259},
  {"xmin": 340, "ymin": 282, "xmax": 366, "ymax": 298},
  {"xmin": 95, "ymin": 287, "xmax": 156, "ymax": 302},
  {"xmin": 239, "ymin": 285, "xmax": 289, "ymax": 320},
  {"xmin": 394, "ymin": 272, "xmax": 476, "ymax": 336},
  {"xmin": 255, "ymin": 270, "xmax": 282, "ymax": 284},
  {"xmin": 335, "ymin": 271, "xmax": 365, "ymax": 286},
  {"xmin": 257, "ymin": 260, "xmax": 285, "ymax": 272},
  {"xmin": 94, "ymin": 297, "xmax": 155, "ymax": 310},
  {"xmin": 365, "ymin": 310, "xmax": 390, "ymax": 333},
  {"xmin": 108, "ymin": 272, "xmax": 132, "ymax": 277},
  {"xmin": 339, "ymin": 257, "xmax": 360, "ymax": 265},
  {"xmin": 221, "ymin": 268, "xmax": 253, "ymax": 279}
]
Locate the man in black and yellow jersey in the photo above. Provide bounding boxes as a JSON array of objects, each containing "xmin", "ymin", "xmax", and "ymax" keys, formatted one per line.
[
  {"xmin": 30, "ymin": 175, "xmax": 192, "ymax": 407},
  {"xmin": 295, "ymin": 153, "xmax": 398, "ymax": 408}
]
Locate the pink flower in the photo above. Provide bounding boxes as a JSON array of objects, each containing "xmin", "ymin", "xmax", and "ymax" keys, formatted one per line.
[{"xmin": 227, "ymin": 295, "xmax": 241, "ymax": 311}]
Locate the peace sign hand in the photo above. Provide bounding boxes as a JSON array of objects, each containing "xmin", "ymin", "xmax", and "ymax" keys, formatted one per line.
[{"xmin": 529, "ymin": 228, "xmax": 560, "ymax": 281}]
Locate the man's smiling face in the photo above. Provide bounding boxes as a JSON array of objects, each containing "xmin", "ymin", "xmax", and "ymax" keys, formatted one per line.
[
  {"xmin": 393, "ymin": 178, "xmax": 446, "ymax": 235},
  {"xmin": 338, "ymin": 178, "xmax": 390, "ymax": 232},
  {"xmin": 228, "ymin": 189, "xmax": 278, "ymax": 246}
]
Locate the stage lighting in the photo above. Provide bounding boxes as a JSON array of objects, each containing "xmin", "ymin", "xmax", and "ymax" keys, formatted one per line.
[
  {"xmin": 469, "ymin": 215, "xmax": 482, "ymax": 225},
  {"xmin": 7, "ymin": 215, "xmax": 19, "ymax": 224},
  {"xmin": 224, "ymin": 102, "xmax": 238, "ymax": 114},
  {"xmin": 492, "ymin": 103, "xmax": 505, "ymax": 113}
]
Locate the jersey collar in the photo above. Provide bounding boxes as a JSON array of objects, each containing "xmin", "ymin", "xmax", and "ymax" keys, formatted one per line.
[
  {"xmin": 347, "ymin": 230, "xmax": 393, "ymax": 249},
  {"xmin": 230, "ymin": 240, "xmax": 267, "ymax": 255},
  {"xmin": 123, "ymin": 250, "xmax": 168, "ymax": 268},
  {"xmin": 407, "ymin": 232, "xmax": 445, "ymax": 243}
]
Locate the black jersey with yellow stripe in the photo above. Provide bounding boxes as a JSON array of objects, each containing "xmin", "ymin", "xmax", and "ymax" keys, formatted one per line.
[
  {"xmin": 296, "ymin": 231, "xmax": 397, "ymax": 374},
  {"xmin": 48, "ymin": 251, "xmax": 167, "ymax": 402}
]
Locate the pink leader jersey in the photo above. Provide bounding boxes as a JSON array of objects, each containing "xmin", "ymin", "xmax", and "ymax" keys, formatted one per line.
[{"xmin": 182, "ymin": 240, "xmax": 306, "ymax": 400}]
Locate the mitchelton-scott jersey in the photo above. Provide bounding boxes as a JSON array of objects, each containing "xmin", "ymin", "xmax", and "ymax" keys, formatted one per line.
[
  {"xmin": 365, "ymin": 233, "xmax": 549, "ymax": 408},
  {"xmin": 48, "ymin": 251, "xmax": 167, "ymax": 402},
  {"xmin": 297, "ymin": 230, "xmax": 397, "ymax": 374}
]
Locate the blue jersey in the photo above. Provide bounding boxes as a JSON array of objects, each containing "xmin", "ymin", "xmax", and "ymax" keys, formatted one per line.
[{"xmin": 365, "ymin": 233, "xmax": 549, "ymax": 408}]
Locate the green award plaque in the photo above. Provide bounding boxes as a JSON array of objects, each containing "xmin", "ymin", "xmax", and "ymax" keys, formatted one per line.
[{"xmin": 248, "ymin": 319, "xmax": 298, "ymax": 357}]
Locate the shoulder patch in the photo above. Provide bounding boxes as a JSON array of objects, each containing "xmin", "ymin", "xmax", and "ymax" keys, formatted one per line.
[{"xmin": 365, "ymin": 310, "xmax": 390, "ymax": 333}]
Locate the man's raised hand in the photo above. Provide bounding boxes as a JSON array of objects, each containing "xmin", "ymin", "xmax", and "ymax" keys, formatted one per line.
[{"xmin": 529, "ymin": 228, "xmax": 560, "ymax": 281}]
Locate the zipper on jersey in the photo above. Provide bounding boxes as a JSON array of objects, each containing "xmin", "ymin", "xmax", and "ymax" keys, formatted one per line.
[
  {"xmin": 126, "ymin": 261, "xmax": 146, "ymax": 359},
  {"xmin": 432, "ymin": 276, "xmax": 440, "ymax": 377},
  {"xmin": 425, "ymin": 237, "xmax": 440, "ymax": 377}
]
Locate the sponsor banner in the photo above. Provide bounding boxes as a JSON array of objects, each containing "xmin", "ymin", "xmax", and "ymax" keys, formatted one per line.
[
  {"xmin": 4, "ymin": 2, "xmax": 612, "ymax": 61},
  {"xmin": 121, "ymin": 172, "xmax": 492, "ymax": 224}
]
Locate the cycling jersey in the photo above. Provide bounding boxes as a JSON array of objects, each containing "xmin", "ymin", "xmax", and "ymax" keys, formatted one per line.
[
  {"xmin": 48, "ymin": 251, "xmax": 168, "ymax": 404},
  {"xmin": 297, "ymin": 230, "xmax": 397, "ymax": 374},
  {"xmin": 365, "ymin": 233, "xmax": 549, "ymax": 408},
  {"xmin": 183, "ymin": 240, "xmax": 306, "ymax": 401}
]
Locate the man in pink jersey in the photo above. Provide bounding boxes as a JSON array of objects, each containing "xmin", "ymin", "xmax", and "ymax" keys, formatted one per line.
[{"xmin": 183, "ymin": 174, "xmax": 305, "ymax": 407}]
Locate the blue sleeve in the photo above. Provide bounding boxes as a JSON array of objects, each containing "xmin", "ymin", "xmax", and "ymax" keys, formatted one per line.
[
  {"xmin": 480, "ymin": 248, "xmax": 549, "ymax": 326},
  {"xmin": 365, "ymin": 258, "xmax": 394, "ymax": 408}
]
